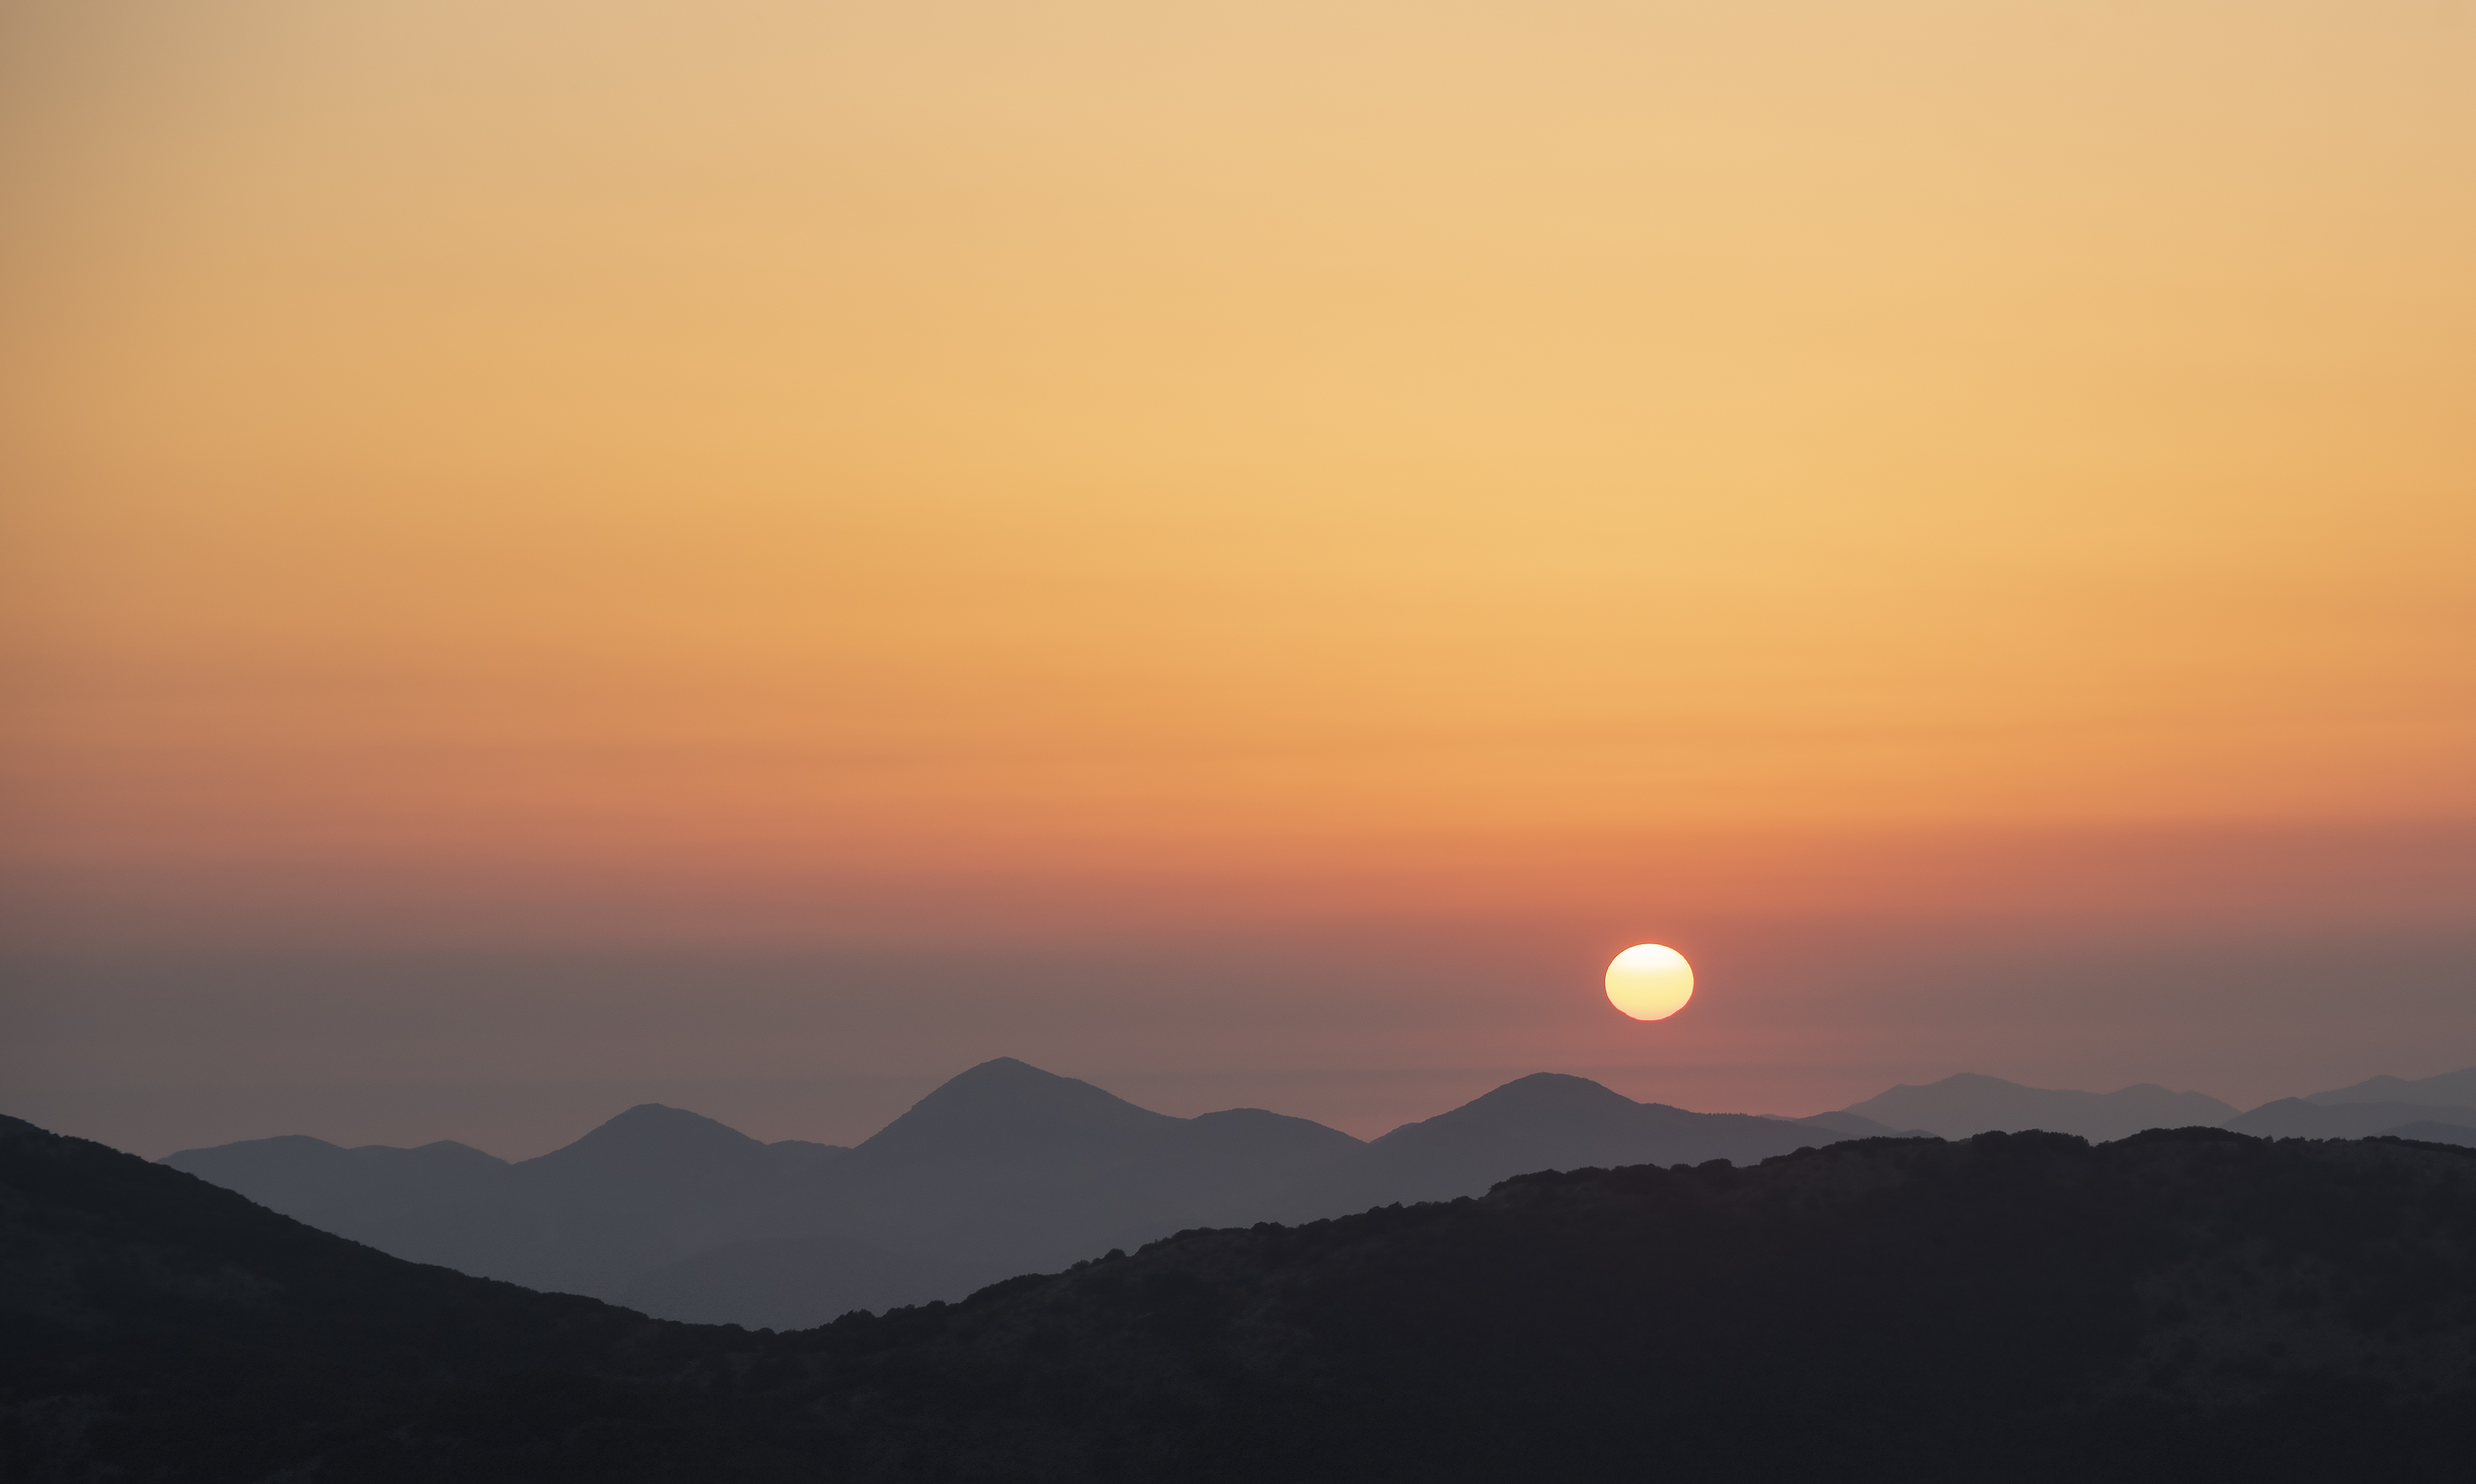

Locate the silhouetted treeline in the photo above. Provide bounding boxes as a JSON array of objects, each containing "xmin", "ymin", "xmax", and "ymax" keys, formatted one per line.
[{"xmin": 8, "ymin": 1112, "xmax": 2475, "ymax": 1482}]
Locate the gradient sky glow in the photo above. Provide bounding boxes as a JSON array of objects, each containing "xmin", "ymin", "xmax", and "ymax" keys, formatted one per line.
[{"xmin": 3, "ymin": 2, "xmax": 2471, "ymax": 1157}]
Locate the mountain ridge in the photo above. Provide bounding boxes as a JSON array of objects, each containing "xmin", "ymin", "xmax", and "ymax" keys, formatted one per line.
[
  {"xmin": 2226, "ymin": 1096, "xmax": 2476, "ymax": 1140},
  {"xmin": 2301, "ymin": 1066, "xmax": 2476, "ymax": 1109},
  {"xmin": 1844, "ymin": 1072, "xmax": 2238, "ymax": 1142},
  {"xmin": 154, "ymin": 1061, "xmax": 1820, "ymax": 1325},
  {"xmin": 152, "ymin": 1059, "xmax": 2476, "ymax": 1330}
]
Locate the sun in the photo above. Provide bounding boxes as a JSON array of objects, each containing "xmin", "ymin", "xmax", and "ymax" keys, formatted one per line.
[{"xmin": 1605, "ymin": 944, "xmax": 1694, "ymax": 1021}]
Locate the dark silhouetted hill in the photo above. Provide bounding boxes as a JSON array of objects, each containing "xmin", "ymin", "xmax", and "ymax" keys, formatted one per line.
[
  {"xmin": 1844, "ymin": 1071, "xmax": 2237, "ymax": 1140},
  {"xmin": 0, "ymin": 1113, "xmax": 754, "ymax": 1483},
  {"xmin": 14, "ymin": 1111, "xmax": 2476, "ymax": 1482}
]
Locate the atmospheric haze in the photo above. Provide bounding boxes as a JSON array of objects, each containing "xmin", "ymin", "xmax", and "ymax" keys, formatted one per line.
[{"xmin": 2, "ymin": 3, "xmax": 2472, "ymax": 1157}]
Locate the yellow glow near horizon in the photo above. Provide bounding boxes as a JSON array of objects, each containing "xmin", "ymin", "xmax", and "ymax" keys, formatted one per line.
[
  {"xmin": 1605, "ymin": 945, "xmax": 1695, "ymax": 1022},
  {"xmin": 1, "ymin": 3, "xmax": 2470, "ymax": 949}
]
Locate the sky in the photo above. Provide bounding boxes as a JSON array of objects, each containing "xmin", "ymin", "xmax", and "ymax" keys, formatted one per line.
[{"xmin": 3, "ymin": 1, "xmax": 2472, "ymax": 1158}]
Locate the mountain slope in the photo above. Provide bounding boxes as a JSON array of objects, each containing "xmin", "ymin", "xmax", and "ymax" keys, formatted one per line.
[
  {"xmin": 175, "ymin": 1060, "xmax": 2440, "ymax": 1335},
  {"xmin": 1288, "ymin": 1072, "xmax": 1821, "ymax": 1213},
  {"xmin": 157, "ymin": 1062, "xmax": 1374, "ymax": 1326},
  {"xmin": 165, "ymin": 1104, "xmax": 863, "ymax": 1305},
  {"xmin": 158, "ymin": 1135, "xmax": 508, "ymax": 1245},
  {"xmin": 852, "ymin": 1057, "xmax": 1186, "ymax": 1167},
  {"xmin": 2303, "ymin": 1066, "xmax": 2476, "ymax": 1108},
  {"xmin": 1789, "ymin": 1109, "xmax": 1921, "ymax": 1138},
  {"xmin": 2382, "ymin": 1120, "xmax": 2476, "ymax": 1148},
  {"xmin": 18, "ymin": 1112, "xmax": 2476, "ymax": 1483},
  {"xmin": 713, "ymin": 1127, "xmax": 2476, "ymax": 1484},
  {"xmin": 2224, "ymin": 1097, "xmax": 2476, "ymax": 1140},
  {"xmin": 0, "ymin": 1113, "xmax": 752, "ymax": 1483},
  {"xmin": 1843, "ymin": 1072, "xmax": 2237, "ymax": 1140},
  {"xmin": 616, "ymin": 1231, "xmax": 979, "ymax": 1330}
]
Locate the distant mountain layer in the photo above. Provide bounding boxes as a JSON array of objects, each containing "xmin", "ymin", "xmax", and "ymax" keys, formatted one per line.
[
  {"xmin": 12, "ymin": 1113, "xmax": 2474, "ymax": 1483},
  {"xmin": 1282, "ymin": 1072, "xmax": 1828, "ymax": 1212},
  {"xmin": 2383, "ymin": 1120, "xmax": 2476, "ymax": 1148},
  {"xmin": 618, "ymin": 1231, "xmax": 980, "ymax": 1331},
  {"xmin": 1788, "ymin": 1109, "xmax": 1924, "ymax": 1139},
  {"xmin": 2303, "ymin": 1066, "xmax": 2476, "ymax": 1109},
  {"xmin": 1843, "ymin": 1073, "xmax": 2237, "ymax": 1142},
  {"xmin": 2224, "ymin": 1098, "xmax": 2476, "ymax": 1140},
  {"xmin": 148, "ymin": 1059, "xmax": 2476, "ymax": 1331},
  {"xmin": 158, "ymin": 1059, "xmax": 1822, "ymax": 1328}
]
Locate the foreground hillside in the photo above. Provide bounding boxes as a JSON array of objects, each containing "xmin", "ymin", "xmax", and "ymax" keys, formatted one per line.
[
  {"xmin": 9, "ymin": 1114, "xmax": 2475, "ymax": 1482},
  {"xmin": 0, "ymin": 1115, "xmax": 757, "ymax": 1482}
]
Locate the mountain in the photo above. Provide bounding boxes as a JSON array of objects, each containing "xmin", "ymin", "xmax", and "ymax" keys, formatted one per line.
[
  {"xmin": 2383, "ymin": 1120, "xmax": 2476, "ymax": 1147},
  {"xmin": 158, "ymin": 1060, "xmax": 1863, "ymax": 1328},
  {"xmin": 1290, "ymin": 1072, "xmax": 1825, "ymax": 1214},
  {"xmin": 165, "ymin": 1104, "xmax": 864, "ymax": 1302},
  {"xmin": 2223, "ymin": 1098, "xmax": 2476, "ymax": 1140},
  {"xmin": 1843, "ymin": 1072, "xmax": 2237, "ymax": 1141},
  {"xmin": 825, "ymin": 1058, "xmax": 1364, "ymax": 1275},
  {"xmin": 0, "ymin": 1113, "xmax": 749, "ymax": 1483},
  {"xmin": 154, "ymin": 1133, "xmax": 507, "ymax": 1243},
  {"xmin": 617, "ymin": 1231, "xmax": 980, "ymax": 1330},
  {"xmin": 2301, "ymin": 1066, "xmax": 2476, "ymax": 1108},
  {"xmin": 15, "ymin": 1111, "xmax": 2475, "ymax": 1483},
  {"xmin": 1772, "ymin": 1109, "xmax": 1923, "ymax": 1138},
  {"xmin": 159, "ymin": 1062, "xmax": 1375, "ymax": 1327},
  {"xmin": 850, "ymin": 1056, "xmax": 1188, "ymax": 1167},
  {"xmin": 484, "ymin": 1104, "xmax": 847, "ymax": 1294}
]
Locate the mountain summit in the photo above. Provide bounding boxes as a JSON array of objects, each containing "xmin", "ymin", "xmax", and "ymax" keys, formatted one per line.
[
  {"xmin": 523, "ymin": 1103, "xmax": 772, "ymax": 1180},
  {"xmin": 855, "ymin": 1057, "xmax": 1183, "ymax": 1166}
]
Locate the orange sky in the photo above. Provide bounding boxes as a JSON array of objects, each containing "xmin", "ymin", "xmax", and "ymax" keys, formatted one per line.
[{"xmin": 3, "ymin": 3, "xmax": 2472, "ymax": 1151}]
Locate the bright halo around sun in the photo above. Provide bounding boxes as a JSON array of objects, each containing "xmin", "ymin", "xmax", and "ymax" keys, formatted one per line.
[{"xmin": 1605, "ymin": 944, "xmax": 1694, "ymax": 1021}]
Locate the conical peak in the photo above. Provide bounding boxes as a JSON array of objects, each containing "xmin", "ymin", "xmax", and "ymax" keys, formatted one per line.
[
  {"xmin": 891, "ymin": 1058, "xmax": 1154, "ymax": 1119},
  {"xmin": 599, "ymin": 1103, "xmax": 738, "ymax": 1132},
  {"xmin": 1914, "ymin": 1073, "xmax": 2028, "ymax": 1092},
  {"xmin": 1375, "ymin": 1073, "xmax": 1637, "ymax": 1145},
  {"xmin": 941, "ymin": 1057, "xmax": 1056, "ymax": 1089},
  {"xmin": 1455, "ymin": 1072, "xmax": 1638, "ymax": 1116},
  {"xmin": 858, "ymin": 1057, "xmax": 1181, "ymax": 1163},
  {"xmin": 528, "ymin": 1103, "xmax": 765, "ymax": 1172}
]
